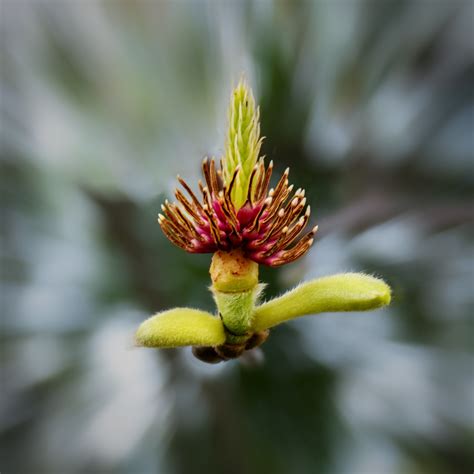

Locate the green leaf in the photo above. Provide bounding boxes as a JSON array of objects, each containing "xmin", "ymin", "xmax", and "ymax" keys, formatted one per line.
[
  {"xmin": 135, "ymin": 308, "xmax": 226, "ymax": 348},
  {"xmin": 252, "ymin": 273, "xmax": 391, "ymax": 331}
]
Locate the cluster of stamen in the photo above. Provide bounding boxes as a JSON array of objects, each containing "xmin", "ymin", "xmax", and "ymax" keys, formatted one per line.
[{"xmin": 158, "ymin": 158, "xmax": 318, "ymax": 266}]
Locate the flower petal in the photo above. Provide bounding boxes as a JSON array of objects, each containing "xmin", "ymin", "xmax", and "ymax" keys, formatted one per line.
[
  {"xmin": 135, "ymin": 308, "xmax": 226, "ymax": 348},
  {"xmin": 252, "ymin": 273, "xmax": 391, "ymax": 331}
]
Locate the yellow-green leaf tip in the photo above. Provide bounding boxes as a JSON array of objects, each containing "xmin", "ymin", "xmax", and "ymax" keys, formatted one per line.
[
  {"xmin": 252, "ymin": 273, "xmax": 391, "ymax": 331},
  {"xmin": 223, "ymin": 77, "xmax": 263, "ymax": 209},
  {"xmin": 135, "ymin": 308, "xmax": 226, "ymax": 348}
]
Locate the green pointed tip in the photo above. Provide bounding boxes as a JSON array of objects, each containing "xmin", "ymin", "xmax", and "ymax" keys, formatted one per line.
[
  {"xmin": 135, "ymin": 308, "xmax": 226, "ymax": 348},
  {"xmin": 223, "ymin": 77, "xmax": 263, "ymax": 209},
  {"xmin": 252, "ymin": 273, "xmax": 392, "ymax": 331}
]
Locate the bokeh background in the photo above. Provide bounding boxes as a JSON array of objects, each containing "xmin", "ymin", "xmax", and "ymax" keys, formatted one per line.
[{"xmin": 1, "ymin": 1, "xmax": 473, "ymax": 473}]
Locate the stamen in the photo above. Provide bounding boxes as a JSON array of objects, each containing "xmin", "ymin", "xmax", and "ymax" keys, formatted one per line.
[
  {"xmin": 173, "ymin": 205, "xmax": 197, "ymax": 234},
  {"xmin": 264, "ymin": 197, "xmax": 273, "ymax": 206},
  {"xmin": 274, "ymin": 213, "xmax": 309, "ymax": 250},
  {"xmin": 160, "ymin": 222, "xmax": 193, "ymax": 251},
  {"xmin": 178, "ymin": 177, "xmax": 204, "ymax": 212},
  {"xmin": 198, "ymin": 180, "xmax": 205, "ymax": 195},
  {"xmin": 160, "ymin": 216, "xmax": 190, "ymax": 243},
  {"xmin": 202, "ymin": 158, "xmax": 214, "ymax": 194},
  {"xmin": 226, "ymin": 164, "xmax": 240, "ymax": 199},
  {"xmin": 202, "ymin": 186, "xmax": 212, "ymax": 208},
  {"xmin": 254, "ymin": 160, "xmax": 268, "ymax": 200},
  {"xmin": 175, "ymin": 189, "xmax": 204, "ymax": 224},
  {"xmin": 202, "ymin": 206, "xmax": 222, "ymax": 246},
  {"xmin": 257, "ymin": 160, "xmax": 273, "ymax": 199},
  {"xmin": 272, "ymin": 171, "xmax": 288, "ymax": 202},
  {"xmin": 209, "ymin": 158, "xmax": 219, "ymax": 195},
  {"xmin": 246, "ymin": 164, "xmax": 259, "ymax": 205},
  {"xmin": 247, "ymin": 198, "xmax": 272, "ymax": 233},
  {"xmin": 219, "ymin": 199, "xmax": 240, "ymax": 234}
]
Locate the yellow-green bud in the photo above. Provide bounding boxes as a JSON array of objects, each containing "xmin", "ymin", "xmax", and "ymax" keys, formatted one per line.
[
  {"xmin": 135, "ymin": 308, "xmax": 226, "ymax": 348},
  {"xmin": 223, "ymin": 78, "xmax": 263, "ymax": 209},
  {"xmin": 252, "ymin": 273, "xmax": 392, "ymax": 331}
]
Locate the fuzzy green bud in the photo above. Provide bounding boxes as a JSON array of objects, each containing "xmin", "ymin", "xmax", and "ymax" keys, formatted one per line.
[
  {"xmin": 135, "ymin": 308, "xmax": 226, "ymax": 348},
  {"xmin": 252, "ymin": 273, "xmax": 391, "ymax": 331},
  {"xmin": 223, "ymin": 78, "xmax": 263, "ymax": 209}
]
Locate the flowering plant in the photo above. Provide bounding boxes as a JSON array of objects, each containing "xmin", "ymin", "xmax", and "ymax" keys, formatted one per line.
[{"xmin": 135, "ymin": 80, "xmax": 391, "ymax": 363}]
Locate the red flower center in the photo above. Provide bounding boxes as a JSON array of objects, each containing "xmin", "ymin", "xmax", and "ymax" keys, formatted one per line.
[{"xmin": 158, "ymin": 158, "xmax": 318, "ymax": 266}]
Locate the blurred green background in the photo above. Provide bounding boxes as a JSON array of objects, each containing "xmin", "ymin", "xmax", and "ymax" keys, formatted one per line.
[{"xmin": 1, "ymin": 1, "xmax": 473, "ymax": 473}]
